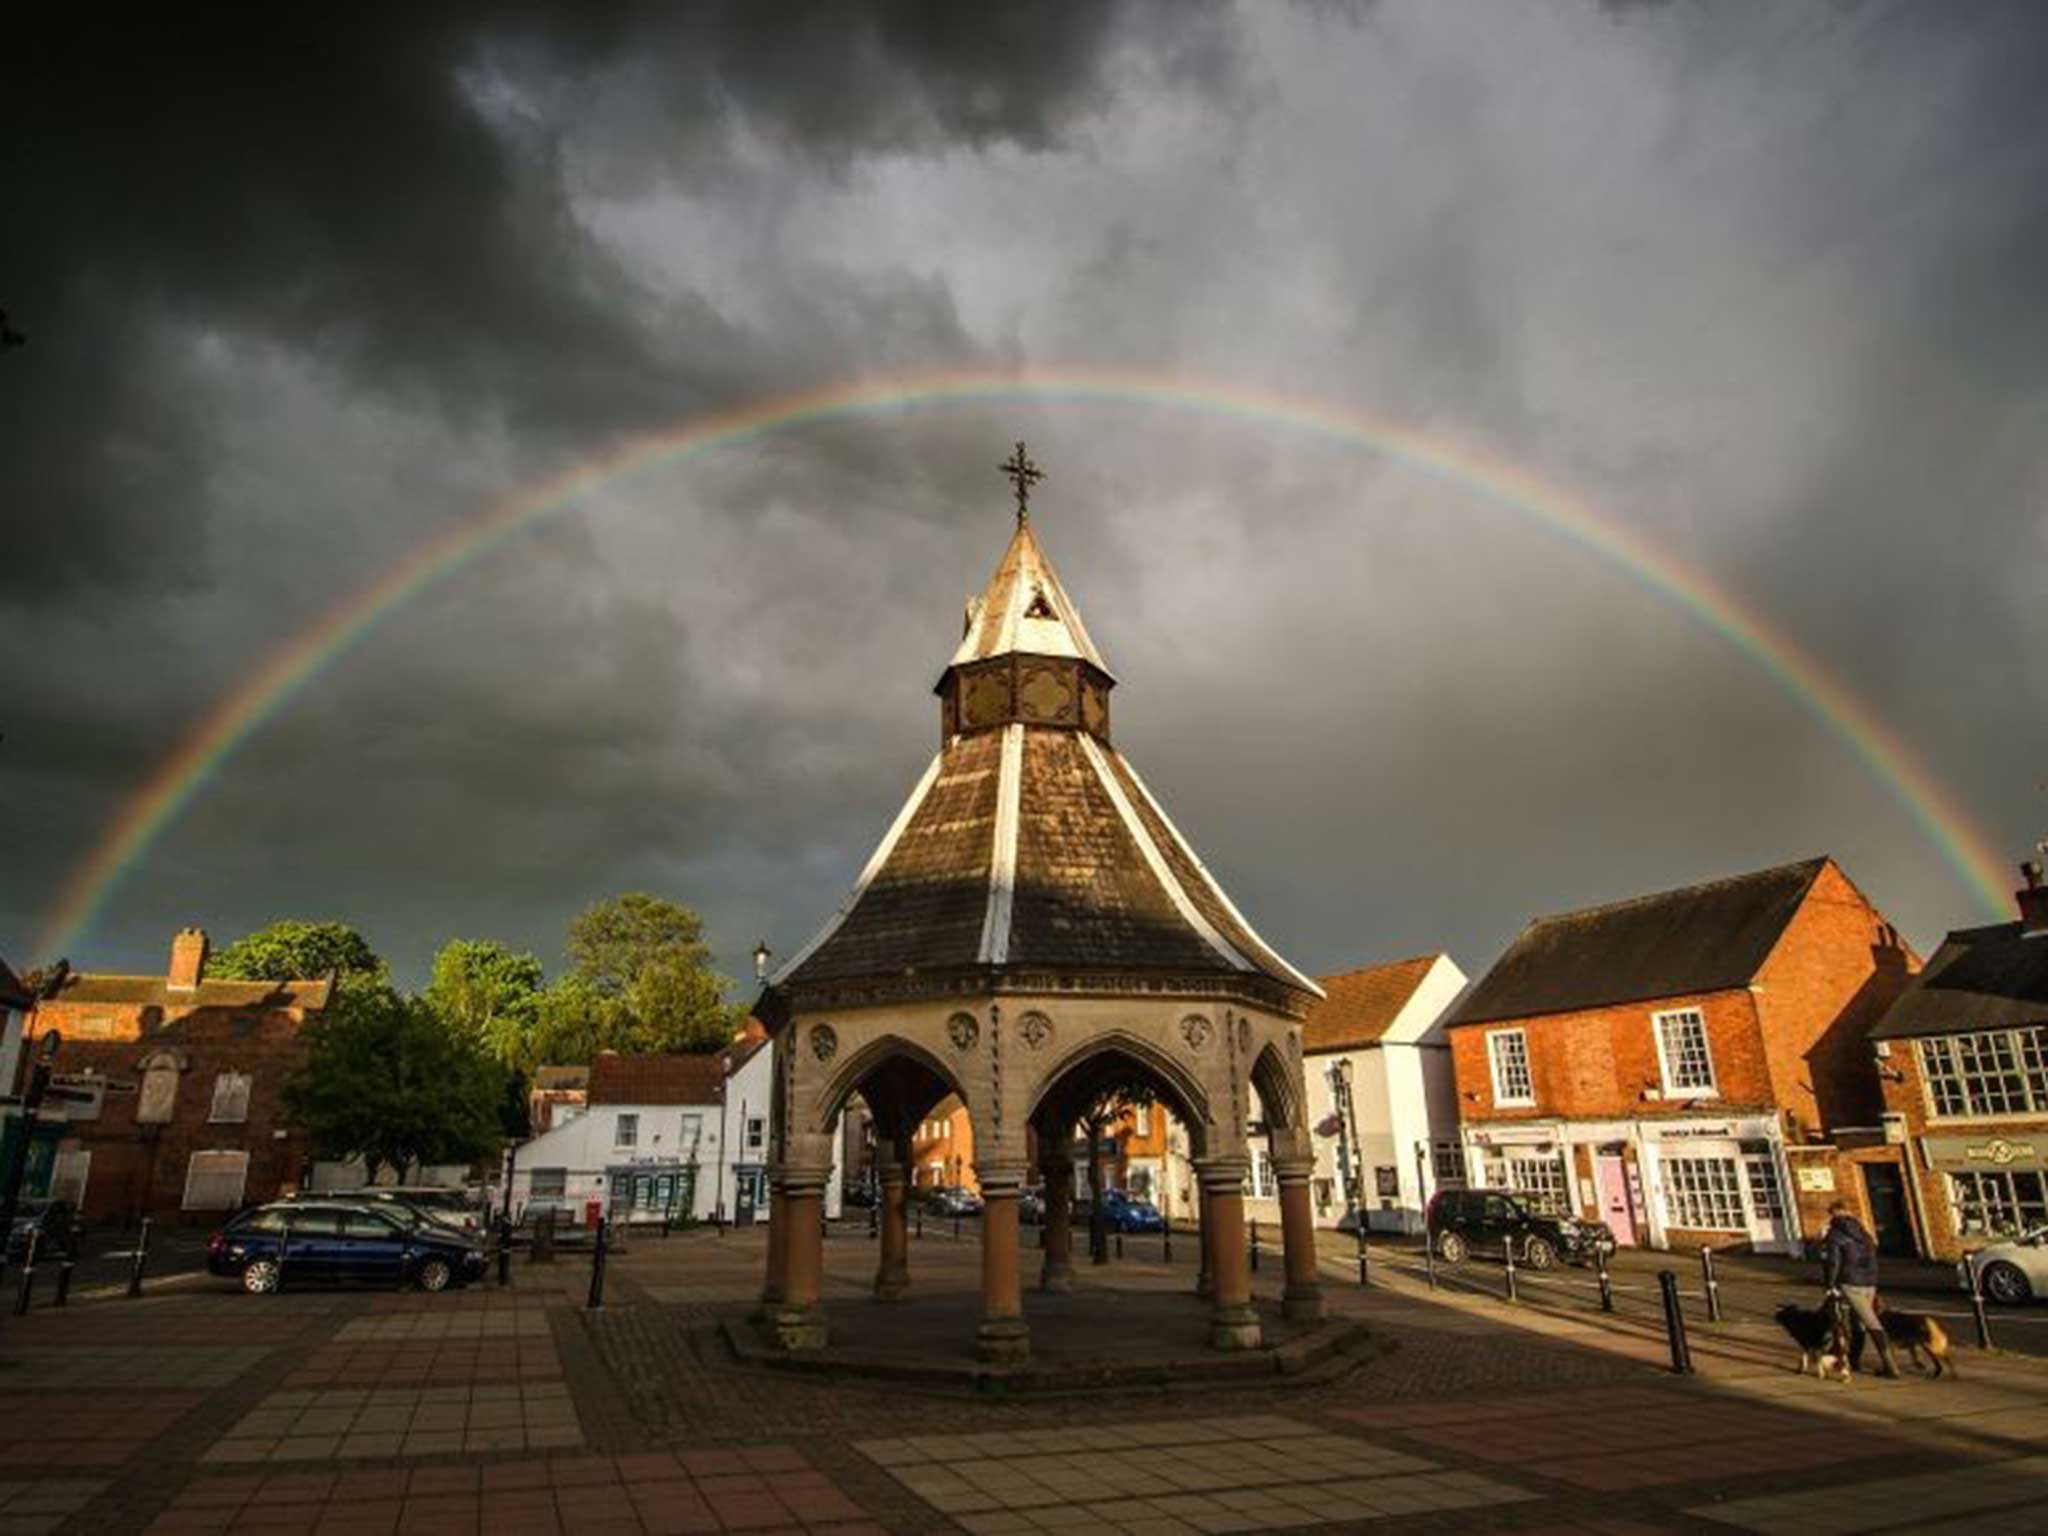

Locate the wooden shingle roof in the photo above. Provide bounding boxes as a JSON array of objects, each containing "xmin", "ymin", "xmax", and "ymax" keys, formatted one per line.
[
  {"xmin": 772, "ymin": 512, "xmax": 1317, "ymax": 1009},
  {"xmin": 1449, "ymin": 857, "xmax": 1830, "ymax": 1027}
]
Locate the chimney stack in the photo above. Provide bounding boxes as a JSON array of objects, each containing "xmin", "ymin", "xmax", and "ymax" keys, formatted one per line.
[
  {"xmin": 2019, "ymin": 863, "xmax": 2048, "ymax": 936},
  {"xmin": 168, "ymin": 927, "xmax": 209, "ymax": 989}
]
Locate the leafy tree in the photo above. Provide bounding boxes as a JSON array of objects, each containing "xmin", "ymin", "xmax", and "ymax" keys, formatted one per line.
[
  {"xmin": 211, "ymin": 920, "xmax": 383, "ymax": 983},
  {"xmin": 552, "ymin": 893, "xmax": 739, "ymax": 1055},
  {"xmin": 284, "ymin": 976, "xmax": 504, "ymax": 1184},
  {"xmin": 1076, "ymin": 1074, "xmax": 1158, "ymax": 1263},
  {"xmin": 424, "ymin": 939, "xmax": 544, "ymax": 1070}
]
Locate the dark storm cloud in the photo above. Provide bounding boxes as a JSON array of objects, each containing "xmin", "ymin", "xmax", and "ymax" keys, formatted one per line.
[{"xmin": 5, "ymin": 1, "xmax": 2046, "ymax": 998}]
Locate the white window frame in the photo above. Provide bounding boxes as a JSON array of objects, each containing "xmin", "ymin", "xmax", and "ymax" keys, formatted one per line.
[
  {"xmin": 1652, "ymin": 1008, "xmax": 1719, "ymax": 1097},
  {"xmin": 745, "ymin": 1116, "xmax": 765, "ymax": 1153},
  {"xmin": 1918, "ymin": 1027, "xmax": 2048, "ymax": 1119},
  {"xmin": 209, "ymin": 1071, "xmax": 253, "ymax": 1124},
  {"xmin": 181, "ymin": 1150, "xmax": 250, "ymax": 1211},
  {"xmin": 615, "ymin": 1112, "xmax": 639, "ymax": 1149},
  {"xmin": 529, "ymin": 1167, "xmax": 568, "ymax": 1199},
  {"xmin": 1486, "ymin": 1029, "xmax": 1534, "ymax": 1106},
  {"xmin": 1135, "ymin": 1104, "xmax": 1151, "ymax": 1137},
  {"xmin": 1661, "ymin": 1155, "xmax": 1747, "ymax": 1231}
]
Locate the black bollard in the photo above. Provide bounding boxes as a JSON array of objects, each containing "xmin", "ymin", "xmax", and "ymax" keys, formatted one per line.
[
  {"xmin": 869, "ymin": 1200, "xmax": 878, "ymax": 1242},
  {"xmin": 1967, "ymin": 1253, "xmax": 1995, "ymax": 1352},
  {"xmin": 1422, "ymin": 1221, "xmax": 1438, "ymax": 1291},
  {"xmin": 1502, "ymin": 1234, "xmax": 1518, "ymax": 1303},
  {"xmin": 586, "ymin": 1217, "xmax": 608, "ymax": 1309},
  {"xmin": 54, "ymin": 1221, "xmax": 75, "ymax": 1308},
  {"xmin": 1163, "ymin": 1224, "xmax": 1173, "ymax": 1264},
  {"xmin": 1116, "ymin": 1230, "xmax": 1124, "ymax": 1260},
  {"xmin": 15, "ymin": 1230, "xmax": 38, "ymax": 1315},
  {"xmin": 497, "ymin": 1216, "xmax": 512, "ymax": 1288},
  {"xmin": 1658, "ymin": 1269, "xmax": 1693, "ymax": 1374},
  {"xmin": 1596, "ymin": 1244, "xmax": 1613, "ymax": 1313},
  {"xmin": 953, "ymin": 1210, "xmax": 961, "ymax": 1243},
  {"xmin": 127, "ymin": 1216, "xmax": 151, "ymax": 1298},
  {"xmin": 1356, "ymin": 1220, "xmax": 1369, "ymax": 1287},
  {"xmin": 1700, "ymin": 1247, "xmax": 1723, "ymax": 1322},
  {"xmin": 916, "ymin": 1203, "xmax": 924, "ymax": 1240},
  {"xmin": 1249, "ymin": 1217, "xmax": 1260, "ymax": 1273}
]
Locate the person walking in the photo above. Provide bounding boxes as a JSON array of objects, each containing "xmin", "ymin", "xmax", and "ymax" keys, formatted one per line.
[{"xmin": 1821, "ymin": 1200, "xmax": 1898, "ymax": 1378}]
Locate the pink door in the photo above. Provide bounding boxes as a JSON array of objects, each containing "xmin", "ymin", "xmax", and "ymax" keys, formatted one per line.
[{"xmin": 1596, "ymin": 1156, "xmax": 1637, "ymax": 1246}]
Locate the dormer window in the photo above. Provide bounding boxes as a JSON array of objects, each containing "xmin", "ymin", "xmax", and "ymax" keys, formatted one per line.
[{"xmin": 1023, "ymin": 586, "xmax": 1056, "ymax": 620}]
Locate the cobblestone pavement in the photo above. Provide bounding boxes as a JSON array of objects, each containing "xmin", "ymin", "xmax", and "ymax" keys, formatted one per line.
[{"xmin": 3, "ymin": 1223, "xmax": 2048, "ymax": 1534}]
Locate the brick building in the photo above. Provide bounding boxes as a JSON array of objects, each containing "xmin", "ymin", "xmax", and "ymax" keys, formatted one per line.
[
  {"xmin": 1863, "ymin": 862, "xmax": 2048, "ymax": 1260},
  {"xmin": 1447, "ymin": 857, "xmax": 1915, "ymax": 1255},
  {"xmin": 22, "ymin": 928, "xmax": 332, "ymax": 1224}
]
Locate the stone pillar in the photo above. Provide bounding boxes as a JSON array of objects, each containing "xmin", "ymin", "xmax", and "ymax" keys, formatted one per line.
[
  {"xmin": 1197, "ymin": 1157, "xmax": 1261, "ymax": 1350},
  {"xmin": 976, "ymin": 1161, "xmax": 1030, "ymax": 1364},
  {"xmin": 1195, "ymin": 1183, "xmax": 1214, "ymax": 1298},
  {"xmin": 765, "ymin": 1163, "xmax": 829, "ymax": 1351},
  {"xmin": 1275, "ymin": 1155, "xmax": 1324, "ymax": 1320},
  {"xmin": 1040, "ymin": 1151, "xmax": 1075, "ymax": 1292},
  {"xmin": 874, "ymin": 1150, "xmax": 910, "ymax": 1301},
  {"xmin": 758, "ymin": 1180, "xmax": 789, "ymax": 1311}
]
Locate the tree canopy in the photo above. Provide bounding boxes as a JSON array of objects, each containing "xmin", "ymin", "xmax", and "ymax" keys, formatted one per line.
[
  {"xmin": 424, "ymin": 938, "xmax": 544, "ymax": 1071},
  {"xmin": 554, "ymin": 893, "xmax": 738, "ymax": 1055},
  {"xmin": 210, "ymin": 920, "xmax": 383, "ymax": 983}
]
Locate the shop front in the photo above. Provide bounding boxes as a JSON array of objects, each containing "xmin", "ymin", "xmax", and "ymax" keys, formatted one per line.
[
  {"xmin": 604, "ymin": 1159, "xmax": 697, "ymax": 1226},
  {"xmin": 1921, "ymin": 1132, "xmax": 2048, "ymax": 1245}
]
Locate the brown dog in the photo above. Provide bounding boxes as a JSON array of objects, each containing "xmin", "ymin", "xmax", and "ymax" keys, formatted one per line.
[{"xmin": 1876, "ymin": 1298, "xmax": 1955, "ymax": 1378}]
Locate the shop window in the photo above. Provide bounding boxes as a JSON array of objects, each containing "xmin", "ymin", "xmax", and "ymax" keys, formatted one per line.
[
  {"xmin": 209, "ymin": 1071, "xmax": 252, "ymax": 1124},
  {"xmin": 1662, "ymin": 1156, "xmax": 1747, "ymax": 1230},
  {"xmin": 1433, "ymin": 1143, "xmax": 1467, "ymax": 1187},
  {"xmin": 1653, "ymin": 1008, "xmax": 1718, "ymax": 1095},
  {"xmin": 1484, "ymin": 1153, "xmax": 1569, "ymax": 1215},
  {"xmin": 1743, "ymin": 1153, "xmax": 1787, "ymax": 1223},
  {"xmin": 182, "ymin": 1150, "xmax": 250, "ymax": 1211},
  {"xmin": 530, "ymin": 1167, "xmax": 568, "ymax": 1199},
  {"xmin": 1487, "ymin": 1030, "xmax": 1533, "ymax": 1105},
  {"xmin": 1948, "ymin": 1169, "xmax": 2048, "ymax": 1236}
]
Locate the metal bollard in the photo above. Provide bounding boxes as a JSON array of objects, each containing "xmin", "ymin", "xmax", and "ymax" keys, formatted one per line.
[
  {"xmin": 497, "ymin": 1217, "xmax": 512, "ymax": 1288},
  {"xmin": 1967, "ymin": 1252, "xmax": 1994, "ymax": 1352},
  {"xmin": 916, "ymin": 1203, "xmax": 924, "ymax": 1240},
  {"xmin": 1249, "ymin": 1217, "xmax": 1260, "ymax": 1273},
  {"xmin": 1356, "ymin": 1221, "xmax": 1369, "ymax": 1287},
  {"xmin": 1700, "ymin": 1247, "xmax": 1723, "ymax": 1323},
  {"xmin": 54, "ymin": 1227, "xmax": 75, "ymax": 1308},
  {"xmin": 15, "ymin": 1230, "xmax": 38, "ymax": 1315},
  {"xmin": 586, "ymin": 1218, "xmax": 609, "ymax": 1309},
  {"xmin": 869, "ymin": 1200, "xmax": 878, "ymax": 1241},
  {"xmin": 1422, "ymin": 1224, "xmax": 1438, "ymax": 1290},
  {"xmin": 1502, "ymin": 1235, "xmax": 1518, "ymax": 1303},
  {"xmin": 1163, "ymin": 1224, "xmax": 1172, "ymax": 1264},
  {"xmin": 953, "ymin": 1210, "xmax": 961, "ymax": 1243},
  {"xmin": 1116, "ymin": 1230, "xmax": 1124, "ymax": 1260},
  {"xmin": 1658, "ymin": 1269, "xmax": 1693, "ymax": 1374},
  {"xmin": 126, "ymin": 1217, "xmax": 151, "ymax": 1298},
  {"xmin": 1596, "ymin": 1245, "xmax": 1613, "ymax": 1313}
]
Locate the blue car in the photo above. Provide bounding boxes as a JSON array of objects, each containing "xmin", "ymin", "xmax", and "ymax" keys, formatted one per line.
[
  {"xmin": 209, "ymin": 1200, "xmax": 487, "ymax": 1294},
  {"xmin": 1105, "ymin": 1196, "xmax": 1167, "ymax": 1234}
]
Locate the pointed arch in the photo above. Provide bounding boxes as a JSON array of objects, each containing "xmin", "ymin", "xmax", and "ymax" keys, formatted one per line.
[
  {"xmin": 809, "ymin": 1031, "xmax": 968, "ymax": 1137},
  {"xmin": 1248, "ymin": 1040, "xmax": 1302, "ymax": 1133},
  {"xmin": 1027, "ymin": 1028, "xmax": 1212, "ymax": 1137}
]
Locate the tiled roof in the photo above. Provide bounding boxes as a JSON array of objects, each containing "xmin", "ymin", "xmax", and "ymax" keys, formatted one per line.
[
  {"xmin": 772, "ymin": 518, "xmax": 1318, "ymax": 1005},
  {"xmin": 586, "ymin": 1052, "xmax": 725, "ymax": 1106},
  {"xmin": 1870, "ymin": 922, "xmax": 2048, "ymax": 1039},
  {"xmin": 531, "ymin": 1065, "xmax": 589, "ymax": 1091},
  {"xmin": 44, "ymin": 973, "xmax": 333, "ymax": 1011},
  {"xmin": 0, "ymin": 958, "xmax": 32, "ymax": 1010},
  {"xmin": 1449, "ymin": 857, "xmax": 1830, "ymax": 1026},
  {"xmin": 1302, "ymin": 956, "xmax": 1441, "ymax": 1052}
]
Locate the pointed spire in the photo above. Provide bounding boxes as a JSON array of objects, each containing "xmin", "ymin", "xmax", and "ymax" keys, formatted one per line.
[{"xmin": 948, "ymin": 517, "xmax": 1109, "ymax": 672}]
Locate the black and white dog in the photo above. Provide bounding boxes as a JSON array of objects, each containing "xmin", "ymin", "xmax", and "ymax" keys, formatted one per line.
[{"xmin": 1775, "ymin": 1300, "xmax": 1853, "ymax": 1382}]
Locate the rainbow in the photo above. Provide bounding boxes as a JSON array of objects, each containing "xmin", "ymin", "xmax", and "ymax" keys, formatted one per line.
[{"xmin": 36, "ymin": 366, "xmax": 2014, "ymax": 958}]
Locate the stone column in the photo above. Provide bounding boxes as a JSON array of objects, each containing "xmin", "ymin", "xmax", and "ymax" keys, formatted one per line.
[
  {"xmin": 1195, "ymin": 1182, "xmax": 1214, "ymax": 1298},
  {"xmin": 1275, "ymin": 1155, "xmax": 1324, "ymax": 1320},
  {"xmin": 757, "ymin": 1179, "xmax": 789, "ymax": 1312},
  {"xmin": 1040, "ymin": 1150, "xmax": 1075, "ymax": 1292},
  {"xmin": 976, "ymin": 1160, "xmax": 1030, "ymax": 1364},
  {"xmin": 874, "ymin": 1149, "xmax": 910, "ymax": 1301},
  {"xmin": 765, "ymin": 1162, "xmax": 829, "ymax": 1351},
  {"xmin": 1197, "ymin": 1156, "xmax": 1261, "ymax": 1350}
]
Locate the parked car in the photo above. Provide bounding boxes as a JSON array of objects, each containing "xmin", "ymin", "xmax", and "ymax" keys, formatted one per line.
[
  {"xmin": 1104, "ymin": 1196, "xmax": 1166, "ymax": 1234},
  {"xmin": 1962, "ymin": 1227, "xmax": 2048, "ymax": 1305},
  {"xmin": 1426, "ymin": 1188, "xmax": 1614, "ymax": 1269},
  {"xmin": 1018, "ymin": 1187, "xmax": 1046, "ymax": 1225},
  {"xmin": 209, "ymin": 1200, "xmax": 487, "ymax": 1294},
  {"xmin": 6, "ymin": 1199, "xmax": 78, "ymax": 1263},
  {"xmin": 927, "ymin": 1187, "xmax": 983, "ymax": 1217}
]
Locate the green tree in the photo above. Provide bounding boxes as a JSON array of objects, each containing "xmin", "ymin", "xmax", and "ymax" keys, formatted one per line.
[
  {"xmin": 553, "ymin": 893, "xmax": 739, "ymax": 1055},
  {"xmin": 284, "ymin": 977, "xmax": 504, "ymax": 1184},
  {"xmin": 211, "ymin": 920, "xmax": 383, "ymax": 983},
  {"xmin": 424, "ymin": 939, "xmax": 544, "ymax": 1070}
]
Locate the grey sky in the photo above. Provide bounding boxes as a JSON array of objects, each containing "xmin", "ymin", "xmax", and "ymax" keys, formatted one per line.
[{"xmin": 5, "ymin": 1, "xmax": 2045, "ymax": 992}]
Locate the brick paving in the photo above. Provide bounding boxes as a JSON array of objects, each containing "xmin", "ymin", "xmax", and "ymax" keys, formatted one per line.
[{"xmin": 5, "ymin": 1223, "xmax": 2048, "ymax": 1533}]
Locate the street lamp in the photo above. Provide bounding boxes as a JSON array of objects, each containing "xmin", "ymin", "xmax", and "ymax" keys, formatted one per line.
[{"xmin": 752, "ymin": 940, "xmax": 773, "ymax": 985}]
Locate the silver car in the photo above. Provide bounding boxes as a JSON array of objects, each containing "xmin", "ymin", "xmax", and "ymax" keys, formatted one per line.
[{"xmin": 1960, "ymin": 1227, "xmax": 2048, "ymax": 1305}]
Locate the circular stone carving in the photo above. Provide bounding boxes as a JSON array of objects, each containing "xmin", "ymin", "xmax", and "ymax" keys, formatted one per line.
[
  {"xmin": 809, "ymin": 1023, "xmax": 838, "ymax": 1062},
  {"xmin": 1179, "ymin": 1014, "xmax": 1213, "ymax": 1052},
  {"xmin": 1017, "ymin": 1011, "xmax": 1053, "ymax": 1051},
  {"xmin": 947, "ymin": 1012, "xmax": 980, "ymax": 1051}
]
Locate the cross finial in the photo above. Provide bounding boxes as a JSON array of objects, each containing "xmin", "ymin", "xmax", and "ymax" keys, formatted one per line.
[{"xmin": 999, "ymin": 441, "xmax": 1043, "ymax": 525}]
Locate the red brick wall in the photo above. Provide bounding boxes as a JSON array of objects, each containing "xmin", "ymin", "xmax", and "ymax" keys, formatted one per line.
[
  {"xmin": 27, "ymin": 1003, "xmax": 313, "ymax": 1226},
  {"xmin": 1751, "ymin": 861, "xmax": 1916, "ymax": 1136},
  {"xmin": 1449, "ymin": 988, "xmax": 1770, "ymax": 1122},
  {"xmin": 1878, "ymin": 1034, "xmax": 2048, "ymax": 1261}
]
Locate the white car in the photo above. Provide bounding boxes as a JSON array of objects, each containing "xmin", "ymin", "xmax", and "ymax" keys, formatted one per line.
[{"xmin": 1960, "ymin": 1227, "xmax": 2048, "ymax": 1305}]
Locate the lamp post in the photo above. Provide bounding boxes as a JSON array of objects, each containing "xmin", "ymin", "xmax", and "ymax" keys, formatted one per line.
[
  {"xmin": 1328, "ymin": 1059, "xmax": 1368, "ymax": 1283},
  {"xmin": 752, "ymin": 940, "xmax": 773, "ymax": 986}
]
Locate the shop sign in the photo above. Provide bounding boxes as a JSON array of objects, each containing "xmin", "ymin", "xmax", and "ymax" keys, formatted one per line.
[
  {"xmin": 1650, "ymin": 1123, "xmax": 1734, "ymax": 1141},
  {"xmin": 1796, "ymin": 1166, "xmax": 1837, "ymax": 1192},
  {"xmin": 1923, "ymin": 1135, "xmax": 2044, "ymax": 1170}
]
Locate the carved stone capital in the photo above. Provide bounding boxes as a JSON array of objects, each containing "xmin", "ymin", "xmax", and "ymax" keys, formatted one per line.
[
  {"xmin": 975, "ymin": 1160, "xmax": 1031, "ymax": 1196},
  {"xmin": 1192, "ymin": 1155, "xmax": 1250, "ymax": 1192},
  {"xmin": 769, "ymin": 1161, "xmax": 834, "ymax": 1198}
]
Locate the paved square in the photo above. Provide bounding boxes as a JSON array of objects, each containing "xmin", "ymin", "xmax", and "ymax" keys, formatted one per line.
[
  {"xmin": 0, "ymin": 1480, "xmax": 106, "ymax": 1536},
  {"xmin": 857, "ymin": 1413, "xmax": 1535, "ymax": 1533},
  {"xmin": 204, "ymin": 1382, "xmax": 583, "ymax": 1461}
]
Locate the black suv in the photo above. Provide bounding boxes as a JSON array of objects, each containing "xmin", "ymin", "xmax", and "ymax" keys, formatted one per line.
[{"xmin": 1426, "ymin": 1188, "xmax": 1615, "ymax": 1269}]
